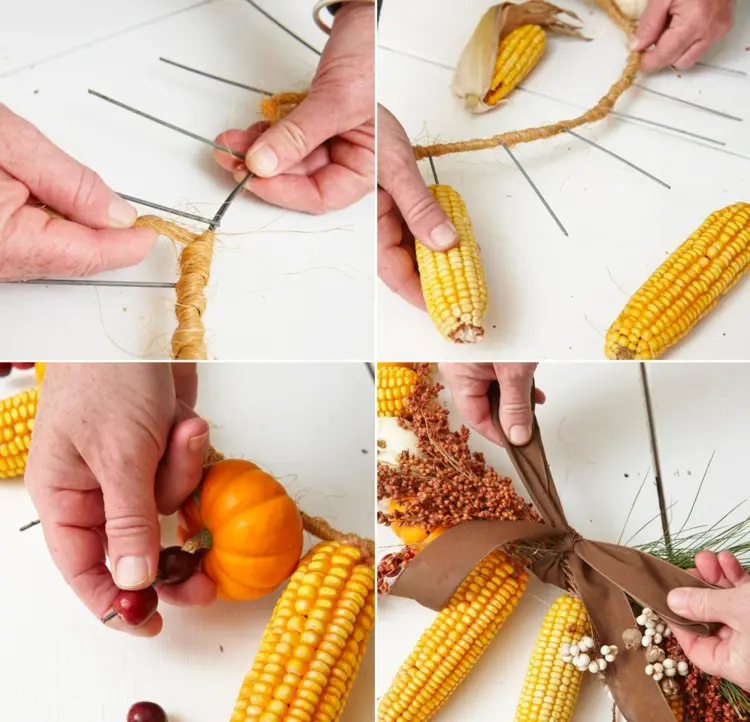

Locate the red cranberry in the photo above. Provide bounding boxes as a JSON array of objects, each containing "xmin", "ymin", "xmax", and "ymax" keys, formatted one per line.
[
  {"xmin": 157, "ymin": 546, "xmax": 200, "ymax": 586},
  {"xmin": 11, "ymin": 363, "xmax": 35, "ymax": 370},
  {"xmin": 112, "ymin": 587, "xmax": 159, "ymax": 627},
  {"xmin": 0, "ymin": 364, "xmax": 11, "ymax": 377},
  {"xmin": 127, "ymin": 701, "xmax": 167, "ymax": 722}
]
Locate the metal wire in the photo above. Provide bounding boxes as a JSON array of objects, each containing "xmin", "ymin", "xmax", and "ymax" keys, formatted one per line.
[
  {"xmin": 88, "ymin": 90, "xmax": 245, "ymax": 160},
  {"xmin": 159, "ymin": 57, "xmax": 274, "ymax": 96},
  {"xmin": 117, "ymin": 193, "xmax": 216, "ymax": 224},
  {"xmin": 9, "ymin": 279, "xmax": 177, "ymax": 289},
  {"xmin": 209, "ymin": 171, "xmax": 254, "ymax": 230},
  {"xmin": 634, "ymin": 83, "xmax": 742, "ymax": 122},
  {"xmin": 244, "ymin": 0, "xmax": 322, "ymax": 55}
]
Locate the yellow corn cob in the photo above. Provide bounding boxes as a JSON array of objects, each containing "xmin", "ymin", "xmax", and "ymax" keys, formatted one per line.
[
  {"xmin": 378, "ymin": 550, "xmax": 528, "ymax": 721},
  {"xmin": 606, "ymin": 203, "xmax": 750, "ymax": 360},
  {"xmin": 485, "ymin": 25, "xmax": 546, "ymax": 106},
  {"xmin": 230, "ymin": 540, "xmax": 375, "ymax": 722},
  {"xmin": 514, "ymin": 594, "xmax": 590, "ymax": 722},
  {"xmin": 416, "ymin": 185, "xmax": 488, "ymax": 343},
  {"xmin": 35, "ymin": 363, "xmax": 46, "ymax": 384},
  {"xmin": 668, "ymin": 696, "xmax": 685, "ymax": 722},
  {"xmin": 0, "ymin": 388, "xmax": 37, "ymax": 479},
  {"xmin": 377, "ymin": 365, "xmax": 418, "ymax": 418}
]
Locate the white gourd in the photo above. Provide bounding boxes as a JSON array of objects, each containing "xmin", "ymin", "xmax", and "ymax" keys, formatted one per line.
[{"xmin": 614, "ymin": 0, "xmax": 648, "ymax": 19}]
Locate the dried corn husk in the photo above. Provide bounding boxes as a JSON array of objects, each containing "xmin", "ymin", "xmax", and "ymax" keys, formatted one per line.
[
  {"xmin": 452, "ymin": 1, "xmax": 588, "ymax": 114},
  {"xmin": 612, "ymin": 0, "xmax": 648, "ymax": 19}
]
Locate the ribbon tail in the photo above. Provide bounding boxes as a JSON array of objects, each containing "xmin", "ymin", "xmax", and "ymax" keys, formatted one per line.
[
  {"xmin": 387, "ymin": 519, "xmax": 562, "ymax": 610},
  {"xmin": 568, "ymin": 555, "xmax": 679, "ymax": 722}
]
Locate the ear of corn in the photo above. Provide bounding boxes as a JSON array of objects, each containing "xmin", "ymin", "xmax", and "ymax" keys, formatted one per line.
[
  {"xmin": 377, "ymin": 365, "xmax": 418, "ymax": 418},
  {"xmin": 35, "ymin": 363, "xmax": 46, "ymax": 384},
  {"xmin": 485, "ymin": 25, "xmax": 546, "ymax": 106},
  {"xmin": 416, "ymin": 184, "xmax": 488, "ymax": 344},
  {"xmin": 606, "ymin": 203, "xmax": 750, "ymax": 360},
  {"xmin": 378, "ymin": 550, "xmax": 528, "ymax": 721},
  {"xmin": 668, "ymin": 696, "xmax": 685, "ymax": 722},
  {"xmin": 514, "ymin": 593, "xmax": 590, "ymax": 722},
  {"xmin": 0, "ymin": 388, "xmax": 38, "ymax": 479},
  {"xmin": 230, "ymin": 540, "xmax": 375, "ymax": 722}
]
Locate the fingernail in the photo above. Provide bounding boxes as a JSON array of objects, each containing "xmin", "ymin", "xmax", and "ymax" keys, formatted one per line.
[
  {"xmin": 114, "ymin": 556, "xmax": 150, "ymax": 589},
  {"xmin": 509, "ymin": 425, "xmax": 532, "ymax": 446},
  {"xmin": 667, "ymin": 589, "xmax": 689, "ymax": 613},
  {"xmin": 246, "ymin": 145, "xmax": 278, "ymax": 177},
  {"xmin": 108, "ymin": 196, "xmax": 138, "ymax": 228},
  {"xmin": 429, "ymin": 221, "xmax": 458, "ymax": 250},
  {"xmin": 233, "ymin": 170, "xmax": 253, "ymax": 187},
  {"xmin": 188, "ymin": 431, "xmax": 208, "ymax": 453},
  {"xmin": 628, "ymin": 37, "xmax": 640, "ymax": 51}
]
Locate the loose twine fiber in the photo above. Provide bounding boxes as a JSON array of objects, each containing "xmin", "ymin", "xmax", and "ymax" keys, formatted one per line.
[
  {"xmin": 412, "ymin": 0, "xmax": 640, "ymax": 160},
  {"xmin": 205, "ymin": 446, "xmax": 375, "ymax": 561}
]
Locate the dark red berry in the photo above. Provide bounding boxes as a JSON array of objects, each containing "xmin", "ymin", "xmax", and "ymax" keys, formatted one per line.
[
  {"xmin": 11, "ymin": 363, "xmax": 35, "ymax": 370},
  {"xmin": 157, "ymin": 546, "xmax": 200, "ymax": 586},
  {"xmin": 127, "ymin": 701, "xmax": 167, "ymax": 722},
  {"xmin": 0, "ymin": 364, "xmax": 11, "ymax": 377},
  {"xmin": 112, "ymin": 587, "xmax": 159, "ymax": 627}
]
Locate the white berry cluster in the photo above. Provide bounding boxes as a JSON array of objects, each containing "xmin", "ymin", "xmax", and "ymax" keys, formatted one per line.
[
  {"xmin": 635, "ymin": 607, "xmax": 671, "ymax": 646},
  {"xmin": 560, "ymin": 637, "xmax": 619, "ymax": 674},
  {"xmin": 645, "ymin": 657, "xmax": 689, "ymax": 682}
]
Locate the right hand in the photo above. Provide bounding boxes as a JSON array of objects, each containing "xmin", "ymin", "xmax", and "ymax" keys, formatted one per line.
[
  {"xmin": 0, "ymin": 106, "xmax": 156, "ymax": 281},
  {"xmin": 25, "ymin": 363, "xmax": 216, "ymax": 636},
  {"xmin": 377, "ymin": 106, "xmax": 458, "ymax": 309}
]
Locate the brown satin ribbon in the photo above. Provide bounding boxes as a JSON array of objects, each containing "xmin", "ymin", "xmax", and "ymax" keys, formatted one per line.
[{"xmin": 388, "ymin": 381, "xmax": 721, "ymax": 722}]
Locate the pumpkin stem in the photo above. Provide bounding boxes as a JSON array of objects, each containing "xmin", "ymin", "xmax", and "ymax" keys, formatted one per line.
[
  {"xmin": 301, "ymin": 510, "xmax": 375, "ymax": 563},
  {"xmin": 182, "ymin": 528, "xmax": 213, "ymax": 554}
]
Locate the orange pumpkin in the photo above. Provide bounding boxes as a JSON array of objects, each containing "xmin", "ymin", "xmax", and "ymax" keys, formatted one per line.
[{"xmin": 178, "ymin": 459, "xmax": 303, "ymax": 601}]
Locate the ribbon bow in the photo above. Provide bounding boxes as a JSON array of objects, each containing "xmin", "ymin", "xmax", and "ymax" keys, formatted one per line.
[{"xmin": 389, "ymin": 382, "xmax": 720, "ymax": 722}]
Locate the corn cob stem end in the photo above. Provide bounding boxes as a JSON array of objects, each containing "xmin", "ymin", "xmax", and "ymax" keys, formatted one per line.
[{"xmin": 451, "ymin": 323, "xmax": 485, "ymax": 344}]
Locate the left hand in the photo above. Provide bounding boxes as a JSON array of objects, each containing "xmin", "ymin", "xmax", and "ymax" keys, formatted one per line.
[
  {"xmin": 439, "ymin": 363, "xmax": 546, "ymax": 446},
  {"xmin": 213, "ymin": 2, "xmax": 374, "ymax": 214},
  {"xmin": 630, "ymin": 0, "xmax": 735, "ymax": 72},
  {"xmin": 667, "ymin": 550, "xmax": 750, "ymax": 691}
]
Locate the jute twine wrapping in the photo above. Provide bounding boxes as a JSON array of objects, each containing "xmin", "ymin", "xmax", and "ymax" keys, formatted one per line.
[
  {"xmin": 413, "ymin": 0, "xmax": 640, "ymax": 160},
  {"xmin": 204, "ymin": 446, "xmax": 375, "ymax": 561}
]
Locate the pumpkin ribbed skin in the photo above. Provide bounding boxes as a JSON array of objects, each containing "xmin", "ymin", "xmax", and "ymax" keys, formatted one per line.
[{"xmin": 179, "ymin": 459, "xmax": 303, "ymax": 601}]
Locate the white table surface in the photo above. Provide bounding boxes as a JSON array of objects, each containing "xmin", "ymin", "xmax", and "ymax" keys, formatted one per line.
[
  {"xmin": 376, "ymin": 361, "xmax": 750, "ymax": 720},
  {"xmin": 0, "ymin": 362, "xmax": 375, "ymax": 722},
  {"xmin": 377, "ymin": 0, "xmax": 750, "ymax": 361},
  {"xmin": 0, "ymin": 0, "xmax": 374, "ymax": 361}
]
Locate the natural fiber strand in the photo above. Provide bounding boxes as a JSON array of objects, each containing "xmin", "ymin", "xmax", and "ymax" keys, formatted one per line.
[
  {"xmin": 412, "ymin": 0, "xmax": 640, "ymax": 160},
  {"xmin": 260, "ymin": 91, "xmax": 309, "ymax": 125}
]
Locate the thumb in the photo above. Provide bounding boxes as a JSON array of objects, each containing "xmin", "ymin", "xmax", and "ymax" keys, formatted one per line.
[
  {"xmin": 154, "ymin": 401, "xmax": 210, "ymax": 515},
  {"xmin": 378, "ymin": 156, "xmax": 458, "ymax": 251},
  {"xmin": 630, "ymin": 0, "xmax": 670, "ymax": 51},
  {"xmin": 101, "ymin": 464, "xmax": 161, "ymax": 591},
  {"xmin": 0, "ymin": 106, "xmax": 138, "ymax": 230},
  {"xmin": 245, "ymin": 92, "xmax": 346, "ymax": 178},
  {"xmin": 668, "ymin": 587, "xmax": 741, "ymax": 627},
  {"xmin": 495, "ymin": 363, "xmax": 537, "ymax": 445}
]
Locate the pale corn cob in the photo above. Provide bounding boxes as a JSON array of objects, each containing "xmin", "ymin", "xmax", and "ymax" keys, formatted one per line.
[
  {"xmin": 606, "ymin": 203, "xmax": 750, "ymax": 360},
  {"xmin": 485, "ymin": 25, "xmax": 546, "ymax": 105},
  {"xmin": 416, "ymin": 185, "xmax": 488, "ymax": 343},
  {"xmin": 514, "ymin": 593, "xmax": 590, "ymax": 722},
  {"xmin": 377, "ymin": 365, "xmax": 418, "ymax": 418},
  {"xmin": 378, "ymin": 550, "xmax": 528, "ymax": 721},
  {"xmin": 668, "ymin": 696, "xmax": 685, "ymax": 722},
  {"xmin": 0, "ymin": 388, "xmax": 38, "ymax": 479},
  {"xmin": 230, "ymin": 540, "xmax": 375, "ymax": 722}
]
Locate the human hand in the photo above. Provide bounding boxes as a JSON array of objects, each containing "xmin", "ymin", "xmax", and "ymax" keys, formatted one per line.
[
  {"xmin": 630, "ymin": 0, "xmax": 735, "ymax": 72},
  {"xmin": 377, "ymin": 106, "xmax": 459, "ymax": 309},
  {"xmin": 667, "ymin": 550, "xmax": 750, "ymax": 691},
  {"xmin": 439, "ymin": 363, "xmax": 546, "ymax": 446},
  {"xmin": 25, "ymin": 363, "xmax": 216, "ymax": 637},
  {"xmin": 213, "ymin": 2, "xmax": 374, "ymax": 213},
  {"xmin": 0, "ymin": 106, "xmax": 156, "ymax": 281}
]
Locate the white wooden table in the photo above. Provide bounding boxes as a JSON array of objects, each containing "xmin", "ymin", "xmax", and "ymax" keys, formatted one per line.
[
  {"xmin": 377, "ymin": 0, "xmax": 750, "ymax": 361},
  {"xmin": 376, "ymin": 362, "xmax": 750, "ymax": 719},
  {"xmin": 0, "ymin": 362, "xmax": 375, "ymax": 721},
  {"xmin": 0, "ymin": 0, "xmax": 374, "ymax": 360}
]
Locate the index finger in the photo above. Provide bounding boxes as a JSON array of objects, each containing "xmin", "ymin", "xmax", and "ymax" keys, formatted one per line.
[{"xmin": 640, "ymin": 25, "xmax": 697, "ymax": 72}]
